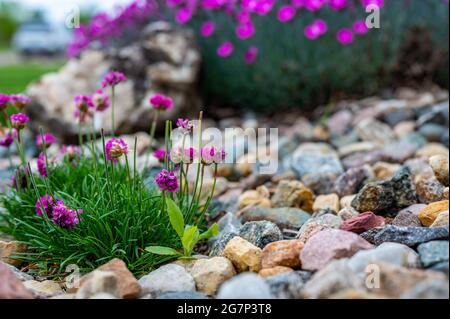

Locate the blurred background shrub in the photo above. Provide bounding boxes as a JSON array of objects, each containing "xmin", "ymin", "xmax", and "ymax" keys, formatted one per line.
[{"xmin": 192, "ymin": 0, "xmax": 449, "ymax": 111}]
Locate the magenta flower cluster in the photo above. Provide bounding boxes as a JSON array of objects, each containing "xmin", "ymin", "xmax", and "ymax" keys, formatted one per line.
[
  {"xmin": 36, "ymin": 133, "xmax": 57, "ymax": 149},
  {"xmin": 67, "ymin": 0, "xmax": 388, "ymax": 64},
  {"xmin": 0, "ymin": 93, "xmax": 31, "ymax": 110},
  {"xmin": 10, "ymin": 113, "xmax": 30, "ymax": 130},
  {"xmin": 105, "ymin": 138, "xmax": 129, "ymax": 163},
  {"xmin": 35, "ymin": 195, "xmax": 82, "ymax": 229},
  {"xmin": 155, "ymin": 169, "xmax": 179, "ymax": 193},
  {"xmin": 102, "ymin": 71, "xmax": 127, "ymax": 88},
  {"xmin": 149, "ymin": 93, "xmax": 174, "ymax": 110},
  {"xmin": 0, "ymin": 129, "xmax": 16, "ymax": 148}
]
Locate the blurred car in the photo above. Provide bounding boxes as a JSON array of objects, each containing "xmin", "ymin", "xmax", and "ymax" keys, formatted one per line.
[{"xmin": 12, "ymin": 22, "xmax": 71, "ymax": 56}]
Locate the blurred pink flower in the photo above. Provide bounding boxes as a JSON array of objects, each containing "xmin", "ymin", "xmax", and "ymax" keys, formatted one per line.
[
  {"xmin": 277, "ymin": 6, "xmax": 296, "ymax": 23},
  {"xmin": 217, "ymin": 41, "xmax": 234, "ymax": 57},
  {"xmin": 236, "ymin": 22, "xmax": 255, "ymax": 39},
  {"xmin": 361, "ymin": 0, "xmax": 384, "ymax": 8},
  {"xmin": 175, "ymin": 7, "xmax": 193, "ymax": 24},
  {"xmin": 291, "ymin": 0, "xmax": 305, "ymax": 8},
  {"xmin": 0, "ymin": 93, "xmax": 9, "ymax": 110},
  {"xmin": 236, "ymin": 10, "xmax": 251, "ymax": 24},
  {"xmin": 329, "ymin": 0, "xmax": 348, "ymax": 10},
  {"xmin": 150, "ymin": 93, "xmax": 173, "ymax": 110},
  {"xmin": 200, "ymin": 21, "xmax": 215, "ymax": 37},
  {"xmin": 105, "ymin": 138, "xmax": 129, "ymax": 163},
  {"xmin": 36, "ymin": 133, "xmax": 57, "ymax": 149},
  {"xmin": 37, "ymin": 152, "xmax": 48, "ymax": 177},
  {"xmin": 353, "ymin": 20, "xmax": 369, "ymax": 34},
  {"xmin": 305, "ymin": 0, "xmax": 327, "ymax": 11},
  {"xmin": 102, "ymin": 71, "xmax": 127, "ymax": 88},
  {"xmin": 0, "ymin": 128, "xmax": 16, "ymax": 148},
  {"xmin": 153, "ymin": 148, "xmax": 167, "ymax": 161},
  {"xmin": 155, "ymin": 169, "xmax": 179, "ymax": 193},
  {"xmin": 244, "ymin": 46, "xmax": 258, "ymax": 64},
  {"xmin": 10, "ymin": 113, "xmax": 29, "ymax": 130},
  {"xmin": 304, "ymin": 19, "xmax": 328, "ymax": 40},
  {"xmin": 92, "ymin": 90, "xmax": 111, "ymax": 112},
  {"xmin": 336, "ymin": 28, "xmax": 354, "ymax": 45},
  {"xmin": 9, "ymin": 94, "xmax": 31, "ymax": 110}
]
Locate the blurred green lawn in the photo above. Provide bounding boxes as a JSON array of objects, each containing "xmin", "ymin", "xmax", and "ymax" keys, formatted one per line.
[{"xmin": 0, "ymin": 62, "xmax": 63, "ymax": 94}]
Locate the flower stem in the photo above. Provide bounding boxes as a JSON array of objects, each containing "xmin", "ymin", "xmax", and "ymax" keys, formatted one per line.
[
  {"xmin": 111, "ymin": 86, "xmax": 116, "ymax": 137},
  {"xmin": 201, "ymin": 163, "xmax": 218, "ymax": 217}
]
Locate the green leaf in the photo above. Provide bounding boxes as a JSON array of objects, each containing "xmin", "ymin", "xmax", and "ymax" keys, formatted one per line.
[
  {"xmin": 199, "ymin": 223, "xmax": 219, "ymax": 240},
  {"xmin": 181, "ymin": 225, "xmax": 199, "ymax": 257},
  {"xmin": 145, "ymin": 246, "xmax": 180, "ymax": 256},
  {"xmin": 165, "ymin": 198, "xmax": 185, "ymax": 238}
]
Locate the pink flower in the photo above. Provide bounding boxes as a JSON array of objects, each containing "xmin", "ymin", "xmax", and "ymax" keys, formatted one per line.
[
  {"xmin": 102, "ymin": 71, "xmax": 127, "ymax": 88},
  {"xmin": 244, "ymin": 46, "xmax": 258, "ymax": 64},
  {"xmin": 175, "ymin": 7, "xmax": 193, "ymax": 24},
  {"xmin": 149, "ymin": 94, "xmax": 173, "ymax": 110},
  {"xmin": 92, "ymin": 90, "xmax": 110, "ymax": 112},
  {"xmin": 201, "ymin": 146, "xmax": 226, "ymax": 165},
  {"xmin": 35, "ymin": 194, "xmax": 62, "ymax": 217},
  {"xmin": 155, "ymin": 169, "xmax": 179, "ymax": 193},
  {"xmin": 10, "ymin": 113, "xmax": 29, "ymax": 130},
  {"xmin": 236, "ymin": 10, "xmax": 251, "ymax": 24},
  {"xmin": 183, "ymin": 147, "xmax": 197, "ymax": 164},
  {"xmin": 51, "ymin": 203, "xmax": 82, "ymax": 229},
  {"xmin": 291, "ymin": 0, "xmax": 305, "ymax": 8},
  {"xmin": 9, "ymin": 94, "xmax": 31, "ymax": 110},
  {"xmin": 0, "ymin": 128, "xmax": 16, "ymax": 148},
  {"xmin": 304, "ymin": 0, "xmax": 327, "ymax": 11},
  {"xmin": 0, "ymin": 93, "xmax": 9, "ymax": 110},
  {"xmin": 353, "ymin": 20, "xmax": 369, "ymax": 35},
  {"xmin": 60, "ymin": 145, "xmax": 81, "ymax": 161},
  {"xmin": 304, "ymin": 19, "xmax": 328, "ymax": 40},
  {"xmin": 200, "ymin": 21, "xmax": 215, "ymax": 37},
  {"xmin": 236, "ymin": 22, "xmax": 255, "ymax": 40},
  {"xmin": 361, "ymin": 0, "xmax": 384, "ymax": 8},
  {"xmin": 176, "ymin": 118, "xmax": 194, "ymax": 134},
  {"xmin": 166, "ymin": 0, "xmax": 184, "ymax": 8},
  {"xmin": 253, "ymin": 0, "xmax": 275, "ymax": 15},
  {"xmin": 329, "ymin": 0, "xmax": 347, "ymax": 10},
  {"xmin": 74, "ymin": 95, "xmax": 94, "ymax": 122},
  {"xmin": 36, "ymin": 133, "xmax": 57, "ymax": 149},
  {"xmin": 336, "ymin": 28, "xmax": 354, "ymax": 45},
  {"xmin": 105, "ymin": 138, "xmax": 129, "ymax": 163},
  {"xmin": 37, "ymin": 153, "xmax": 48, "ymax": 177},
  {"xmin": 153, "ymin": 148, "xmax": 167, "ymax": 161},
  {"xmin": 217, "ymin": 41, "xmax": 234, "ymax": 58},
  {"xmin": 277, "ymin": 6, "xmax": 296, "ymax": 23}
]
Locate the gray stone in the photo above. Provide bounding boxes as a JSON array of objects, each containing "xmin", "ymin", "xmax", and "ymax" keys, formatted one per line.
[
  {"xmin": 392, "ymin": 210, "xmax": 422, "ymax": 227},
  {"xmin": 3, "ymin": 263, "xmax": 33, "ymax": 281},
  {"xmin": 430, "ymin": 261, "xmax": 449, "ymax": 276},
  {"xmin": 417, "ymin": 240, "xmax": 449, "ymax": 268},
  {"xmin": 138, "ymin": 264, "xmax": 195, "ymax": 295},
  {"xmin": 361, "ymin": 225, "xmax": 449, "ymax": 247},
  {"xmin": 238, "ymin": 221, "xmax": 283, "ymax": 249},
  {"xmin": 401, "ymin": 280, "xmax": 449, "ymax": 299},
  {"xmin": 241, "ymin": 207, "xmax": 311, "ymax": 230},
  {"xmin": 265, "ymin": 272, "xmax": 305, "ymax": 299},
  {"xmin": 333, "ymin": 166, "xmax": 372, "ymax": 197},
  {"xmin": 157, "ymin": 291, "xmax": 209, "ymax": 299},
  {"xmin": 419, "ymin": 124, "xmax": 448, "ymax": 143},
  {"xmin": 217, "ymin": 273, "xmax": 273, "ymax": 299}
]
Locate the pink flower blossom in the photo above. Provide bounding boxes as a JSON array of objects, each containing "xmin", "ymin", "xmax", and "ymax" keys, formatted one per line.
[
  {"xmin": 304, "ymin": 19, "xmax": 328, "ymax": 40},
  {"xmin": 175, "ymin": 7, "xmax": 193, "ymax": 24},
  {"xmin": 201, "ymin": 146, "xmax": 226, "ymax": 165},
  {"xmin": 291, "ymin": 0, "xmax": 305, "ymax": 8},
  {"xmin": 236, "ymin": 22, "xmax": 255, "ymax": 40},
  {"xmin": 236, "ymin": 10, "xmax": 251, "ymax": 24},
  {"xmin": 353, "ymin": 20, "xmax": 369, "ymax": 34},
  {"xmin": 155, "ymin": 169, "xmax": 179, "ymax": 192},
  {"xmin": 60, "ymin": 145, "xmax": 81, "ymax": 161},
  {"xmin": 102, "ymin": 71, "xmax": 127, "ymax": 88},
  {"xmin": 149, "ymin": 94, "xmax": 173, "ymax": 110},
  {"xmin": 176, "ymin": 118, "xmax": 194, "ymax": 134},
  {"xmin": 10, "ymin": 113, "xmax": 29, "ymax": 130},
  {"xmin": 253, "ymin": 0, "xmax": 275, "ymax": 15},
  {"xmin": 329, "ymin": 0, "xmax": 348, "ymax": 10},
  {"xmin": 277, "ymin": 6, "xmax": 296, "ymax": 23},
  {"xmin": 200, "ymin": 21, "xmax": 215, "ymax": 37},
  {"xmin": 92, "ymin": 90, "xmax": 111, "ymax": 112},
  {"xmin": 51, "ymin": 203, "xmax": 82, "ymax": 229},
  {"xmin": 336, "ymin": 28, "xmax": 354, "ymax": 45},
  {"xmin": 36, "ymin": 133, "xmax": 57, "ymax": 149},
  {"xmin": 153, "ymin": 148, "xmax": 167, "ymax": 161},
  {"xmin": 35, "ymin": 195, "xmax": 62, "ymax": 217},
  {"xmin": 244, "ymin": 46, "xmax": 258, "ymax": 64},
  {"xmin": 9, "ymin": 94, "xmax": 31, "ymax": 110},
  {"xmin": 37, "ymin": 152, "xmax": 48, "ymax": 177},
  {"xmin": 0, "ymin": 128, "xmax": 16, "ymax": 148},
  {"xmin": 105, "ymin": 138, "xmax": 129, "ymax": 163},
  {"xmin": 361, "ymin": 0, "xmax": 384, "ymax": 8},
  {"xmin": 217, "ymin": 41, "xmax": 234, "ymax": 58},
  {"xmin": 304, "ymin": 0, "xmax": 327, "ymax": 11},
  {"xmin": 0, "ymin": 94, "xmax": 9, "ymax": 110},
  {"xmin": 74, "ymin": 95, "xmax": 94, "ymax": 122},
  {"xmin": 183, "ymin": 147, "xmax": 197, "ymax": 163}
]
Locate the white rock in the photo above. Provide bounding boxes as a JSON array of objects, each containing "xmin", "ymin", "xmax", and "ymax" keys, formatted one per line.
[{"xmin": 139, "ymin": 264, "xmax": 196, "ymax": 295}]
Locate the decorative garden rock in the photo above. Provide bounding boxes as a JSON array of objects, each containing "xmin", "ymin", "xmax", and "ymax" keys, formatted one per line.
[
  {"xmin": 23, "ymin": 280, "xmax": 63, "ymax": 298},
  {"xmin": 241, "ymin": 206, "xmax": 311, "ymax": 230},
  {"xmin": 238, "ymin": 221, "xmax": 283, "ymax": 249},
  {"xmin": 222, "ymin": 236, "xmax": 262, "ymax": 273},
  {"xmin": 217, "ymin": 273, "xmax": 273, "ymax": 299},
  {"xmin": 299, "ymin": 229, "xmax": 373, "ymax": 271},
  {"xmin": 190, "ymin": 257, "xmax": 236, "ymax": 296},
  {"xmin": 0, "ymin": 262, "xmax": 34, "ymax": 299},
  {"xmin": 258, "ymin": 266, "xmax": 294, "ymax": 278},
  {"xmin": 261, "ymin": 240, "xmax": 303, "ymax": 269},
  {"xmin": 271, "ymin": 180, "xmax": 314, "ymax": 212},
  {"xmin": 265, "ymin": 271, "xmax": 306, "ymax": 299},
  {"xmin": 418, "ymin": 200, "xmax": 449, "ymax": 226},
  {"xmin": 417, "ymin": 241, "xmax": 449, "ymax": 268},
  {"xmin": 429, "ymin": 155, "xmax": 449, "ymax": 186},
  {"xmin": 361, "ymin": 225, "xmax": 449, "ymax": 246},
  {"xmin": 333, "ymin": 166, "xmax": 372, "ymax": 197},
  {"xmin": 139, "ymin": 264, "xmax": 196, "ymax": 296},
  {"xmin": 340, "ymin": 212, "xmax": 385, "ymax": 234}
]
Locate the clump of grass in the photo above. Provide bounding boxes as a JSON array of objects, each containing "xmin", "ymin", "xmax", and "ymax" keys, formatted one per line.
[{"xmin": 0, "ymin": 154, "xmax": 186, "ymax": 277}]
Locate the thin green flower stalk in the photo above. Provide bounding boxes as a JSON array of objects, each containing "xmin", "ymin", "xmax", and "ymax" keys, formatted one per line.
[{"xmin": 110, "ymin": 86, "xmax": 116, "ymax": 136}]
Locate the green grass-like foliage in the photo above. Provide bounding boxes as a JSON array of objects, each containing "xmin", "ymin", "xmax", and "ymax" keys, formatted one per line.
[{"xmin": 0, "ymin": 156, "xmax": 183, "ymax": 277}]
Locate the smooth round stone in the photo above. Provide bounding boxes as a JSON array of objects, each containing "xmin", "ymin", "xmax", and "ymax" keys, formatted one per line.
[
  {"xmin": 401, "ymin": 280, "xmax": 449, "ymax": 299},
  {"xmin": 138, "ymin": 264, "xmax": 195, "ymax": 295},
  {"xmin": 265, "ymin": 272, "xmax": 305, "ymax": 299},
  {"xmin": 217, "ymin": 273, "xmax": 273, "ymax": 299},
  {"xmin": 238, "ymin": 221, "xmax": 283, "ymax": 249}
]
